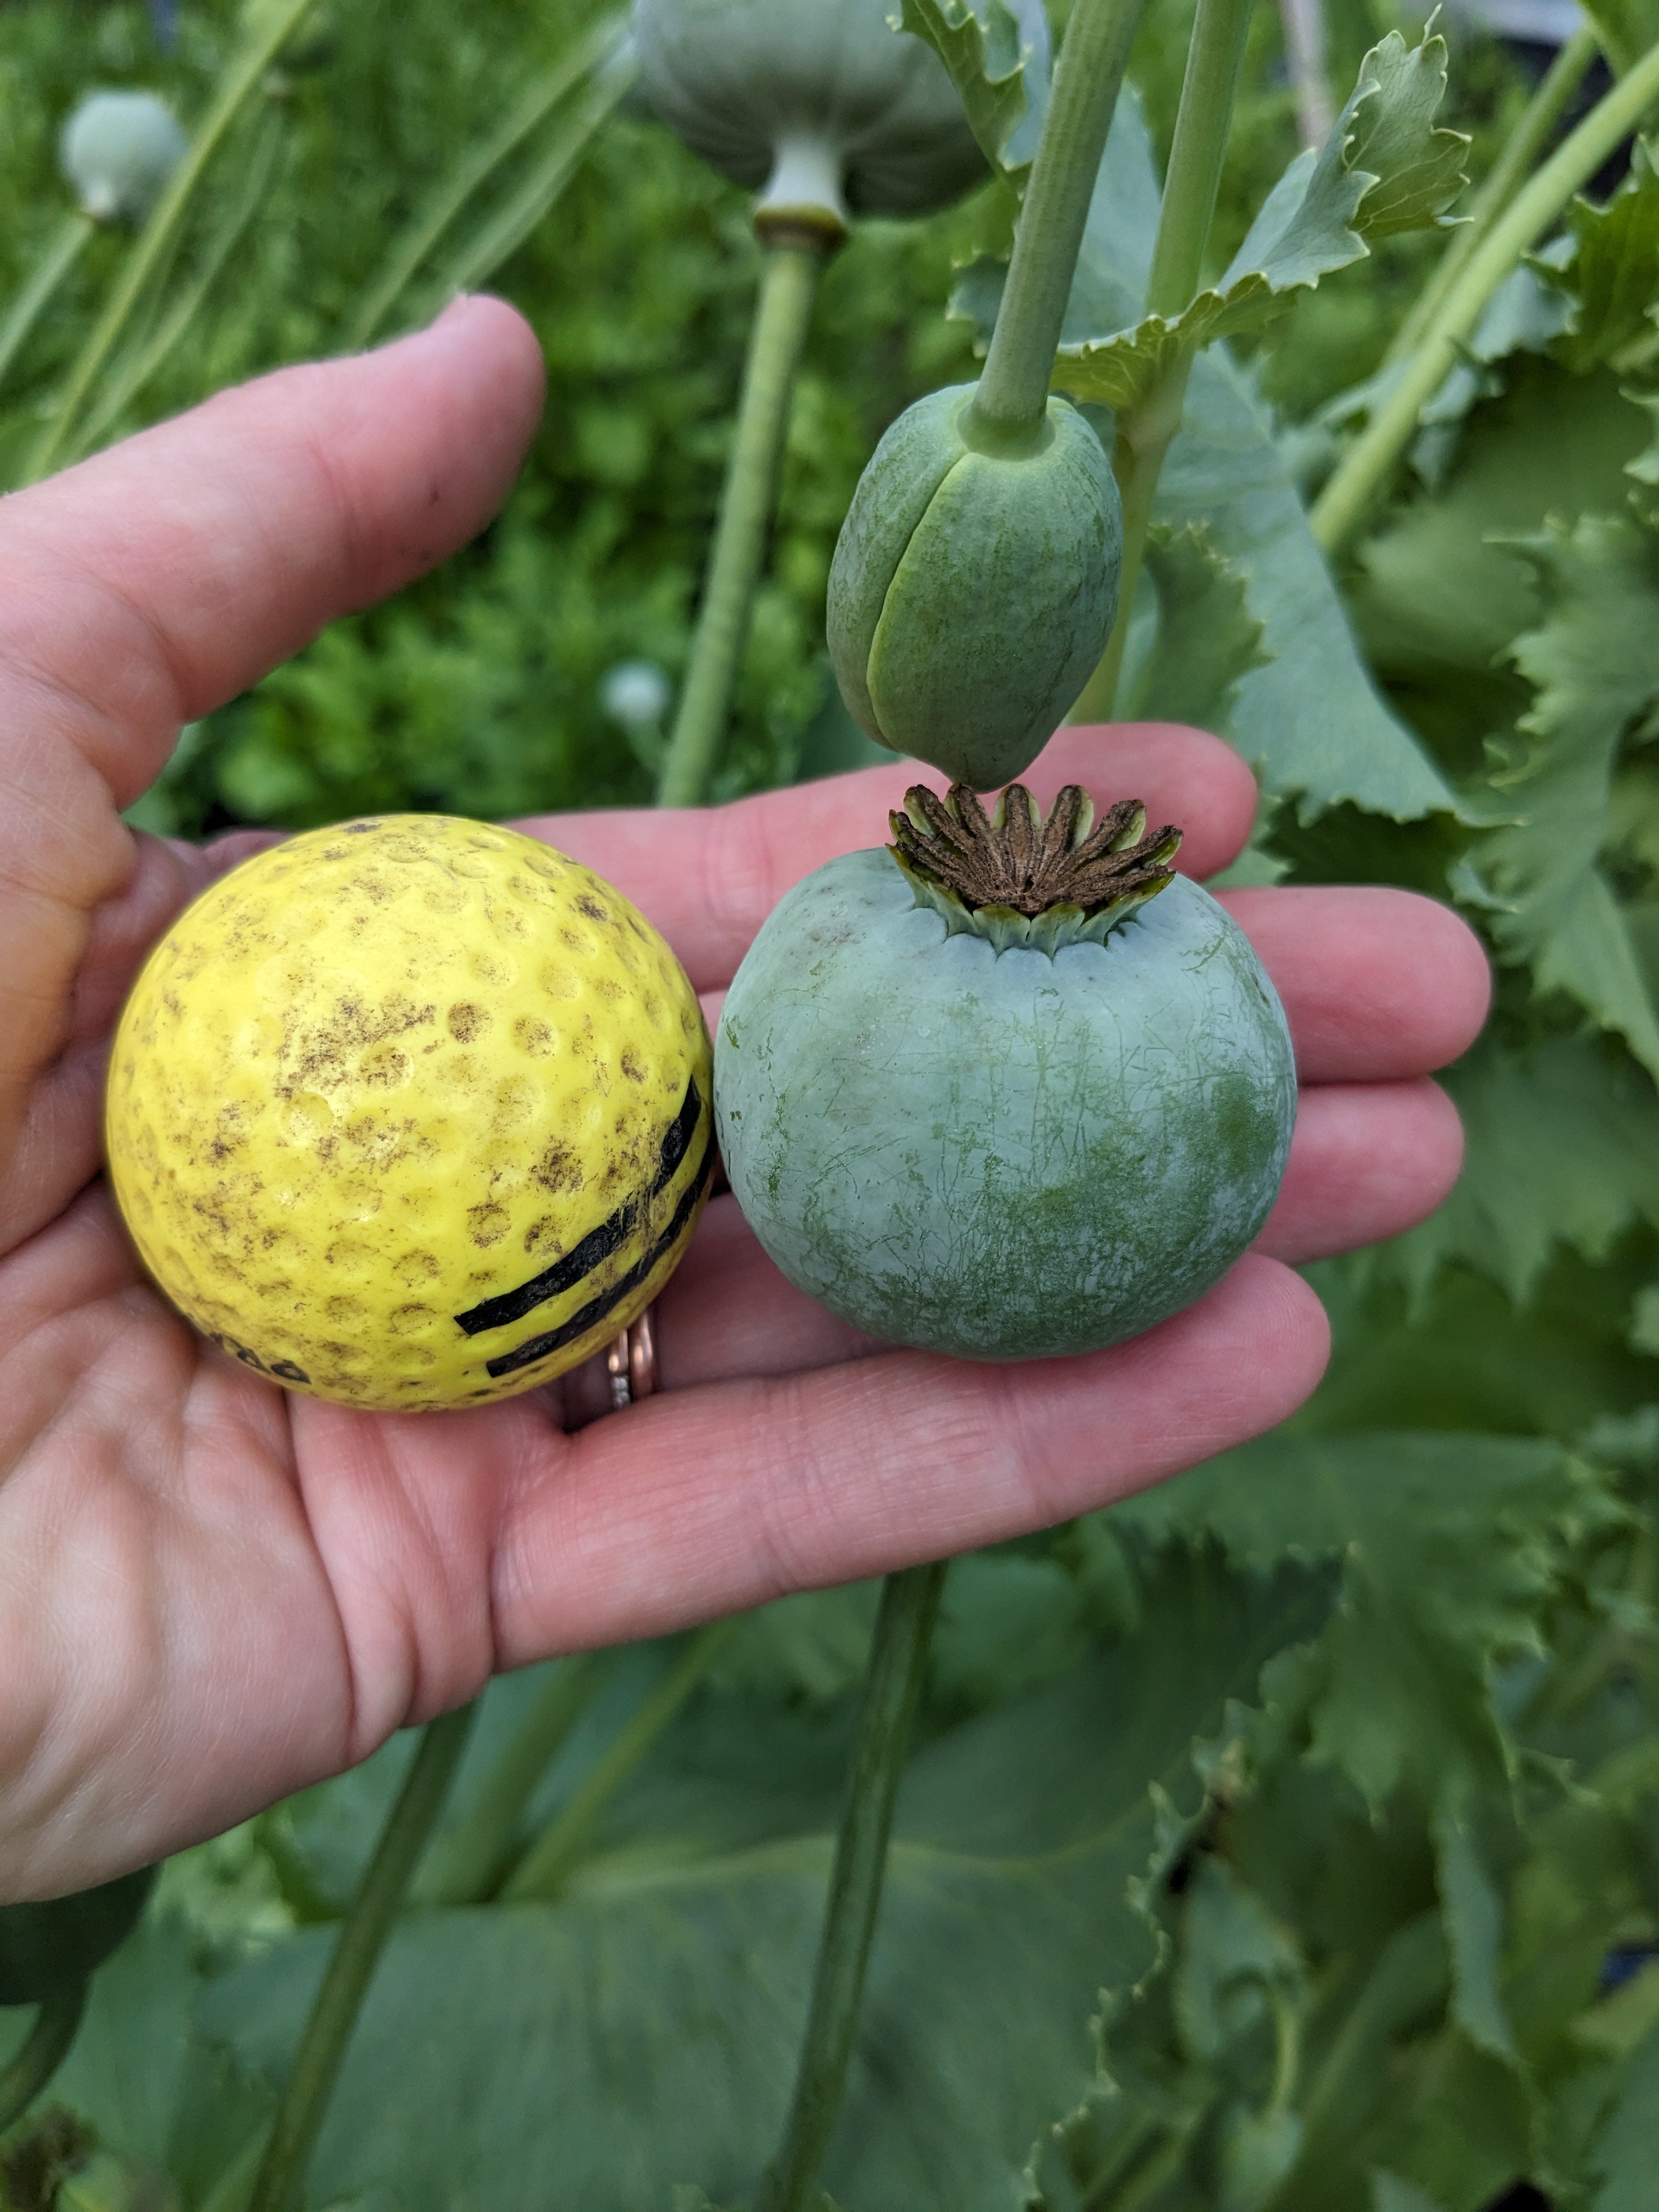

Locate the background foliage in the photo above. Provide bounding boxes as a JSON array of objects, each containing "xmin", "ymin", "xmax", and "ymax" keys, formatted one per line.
[{"xmin": 5, "ymin": 0, "xmax": 1659, "ymax": 2207}]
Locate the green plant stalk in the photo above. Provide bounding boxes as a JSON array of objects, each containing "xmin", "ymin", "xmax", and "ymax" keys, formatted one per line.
[
  {"xmin": 25, "ymin": 0, "xmax": 319, "ymax": 485},
  {"xmin": 970, "ymin": 0, "xmax": 1150, "ymax": 443},
  {"xmin": 1071, "ymin": 0, "xmax": 1256, "ymax": 719},
  {"xmin": 0, "ymin": 212, "xmax": 92, "ymax": 398},
  {"xmin": 247, "ymin": 1702, "xmax": 477, "ymax": 2212},
  {"xmin": 0, "ymin": 1980, "xmax": 88, "ymax": 2131},
  {"xmin": 654, "ymin": 237, "xmax": 826, "ymax": 809},
  {"xmin": 1313, "ymin": 32, "xmax": 1659, "ymax": 556},
  {"xmin": 427, "ymin": 40, "xmax": 637, "ymax": 304},
  {"xmin": 418, "ymin": 1656, "xmax": 601, "ymax": 1905},
  {"xmin": 503, "ymin": 1621, "xmax": 735, "ymax": 1899},
  {"xmin": 1075, "ymin": 377, "xmax": 1188, "ymax": 720},
  {"xmin": 71, "ymin": 114, "xmax": 284, "ymax": 465},
  {"xmin": 345, "ymin": 13, "xmax": 628, "ymax": 349},
  {"xmin": 1384, "ymin": 21, "xmax": 1599, "ymax": 368},
  {"xmin": 758, "ymin": 1560, "xmax": 946, "ymax": 2212}
]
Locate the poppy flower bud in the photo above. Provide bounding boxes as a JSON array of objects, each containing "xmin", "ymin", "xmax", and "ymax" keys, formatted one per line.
[
  {"xmin": 59, "ymin": 90, "xmax": 187, "ymax": 223},
  {"xmin": 827, "ymin": 382, "xmax": 1122, "ymax": 790}
]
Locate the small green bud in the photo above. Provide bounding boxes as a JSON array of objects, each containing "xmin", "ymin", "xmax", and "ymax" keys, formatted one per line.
[
  {"xmin": 827, "ymin": 383, "xmax": 1121, "ymax": 790},
  {"xmin": 59, "ymin": 91, "xmax": 187, "ymax": 224}
]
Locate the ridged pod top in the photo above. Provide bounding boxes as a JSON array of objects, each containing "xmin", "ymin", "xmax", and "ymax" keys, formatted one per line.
[{"xmin": 890, "ymin": 781, "xmax": 1181, "ymax": 953}]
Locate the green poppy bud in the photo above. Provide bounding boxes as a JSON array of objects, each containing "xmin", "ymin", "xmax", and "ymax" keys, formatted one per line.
[
  {"xmin": 827, "ymin": 382, "xmax": 1122, "ymax": 791},
  {"xmin": 59, "ymin": 91, "xmax": 187, "ymax": 224}
]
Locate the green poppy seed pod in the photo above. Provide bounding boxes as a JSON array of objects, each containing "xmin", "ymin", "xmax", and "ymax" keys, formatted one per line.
[
  {"xmin": 59, "ymin": 91, "xmax": 187, "ymax": 223},
  {"xmin": 827, "ymin": 383, "xmax": 1122, "ymax": 790},
  {"xmin": 630, "ymin": 0, "xmax": 1049, "ymax": 225}
]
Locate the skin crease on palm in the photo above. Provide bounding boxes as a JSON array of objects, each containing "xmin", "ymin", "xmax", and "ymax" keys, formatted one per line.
[{"xmin": 0, "ymin": 295, "xmax": 1492, "ymax": 1900}]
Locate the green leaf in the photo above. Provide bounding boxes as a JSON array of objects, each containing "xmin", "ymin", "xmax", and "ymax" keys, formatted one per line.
[
  {"xmin": 895, "ymin": 0, "xmax": 1046, "ymax": 188},
  {"xmin": 952, "ymin": 91, "xmax": 1463, "ymax": 821},
  {"xmin": 1113, "ymin": 1432, "xmax": 1578, "ymax": 1810},
  {"xmin": 3, "ymin": 1915, "xmax": 272, "ymax": 2205},
  {"xmin": 1474, "ymin": 515, "xmax": 1659, "ymax": 1082},
  {"xmin": 1432, "ymin": 1793, "xmax": 1519, "ymax": 2063},
  {"xmin": 1340, "ymin": 29, "xmax": 1469, "ymax": 240},
  {"xmin": 714, "ymin": 1583, "xmax": 880, "ymax": 1705},
  {"xmin": 1120, "ymin": 523, "xmax": 1268, "ymax": 730},
  {"xmin": 1589, "ymin": 2023, "xmax": 1659, "ymax": 2208},
  {"xmin": 1555, "ymin": 152, "xmax": 1659, "ymax": 374},
  {"xmin": 1580, "ymin": 0, "xmax": 1659, "ymax": 78},
  {"xmin": 1371, "ymin": 2172, "xmax": 1453, "ymax": 2212},
  {"xmin": 199, "ymin": 1545, "xmax": 1334, "ymax": 2212},
  {"xmin": 1051, "ymin": 32, "xmax": 1466, "ymax": 417},
  {"xmin": 1173, "ymin": 1858, "xmax": 1301, "ymax": 2064},
  {"xmin": 1164, "ymin": 351, "xmax": 1460, "ymax": 820},
  {"xmin": 1432, "ymin": 1024, "xmax": 1659, "ymax": 1300},
  {"xmin": 1220, "ymin": 2103, "xmax": 1305, "ymax": 2212},
  {"xmin": 1350, "ymin": 359, "xmax": 1646, "ymax": 695}
]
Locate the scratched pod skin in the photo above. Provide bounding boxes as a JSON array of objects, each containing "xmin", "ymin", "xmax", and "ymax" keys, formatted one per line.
[
  {"xmin": 715, "ymin": 785, "xmax": 1296, "ymax": 1361},
  {"xmin": 105, "ymin": 816, "xmax": 713, "ymax": 1412},
  {"xmin": 827, "ymin": 382, "xmax": 1122, "ymax": 791}
]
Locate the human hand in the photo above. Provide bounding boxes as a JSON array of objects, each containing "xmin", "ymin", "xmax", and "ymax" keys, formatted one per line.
[{"xmin": 0, "ymin": 299, "xmax": 1489, "ymax": 1897}]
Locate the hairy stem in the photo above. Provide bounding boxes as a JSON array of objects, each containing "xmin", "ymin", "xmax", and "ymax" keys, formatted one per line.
[
  {"xmin": 1072, "ymin": 0, "xmax": 1255, "ymax": 719},
  {"xmin": 1313, "ymin": 32, "xmax": 1659, "ymax": 556},
  {"xmin": 1384, "ymin": 22, "xmax": 1600, "ymax": 369},
  {"xmin": 654, "ymin": 238, "xmax": 827, "ymax": 808},
  {"xmin": 970, "ymin": 0, "xmax": 1149, "ymax": 443},
  {"xmin": 418, "ymin": 1656, "xmax": 602, "ymax": 1905},
  {"xmin": 502, "ymin": 1622, "xmax": 735, "ymax": 1900},
  {"xmin": 0, "ymin": 212, "xmax": 92, "ymax": 398},
  {"xmin": 248, "ymin": 1703, "xmax": 477, "ymax": 2212},
  {"xmin": 0, "ymin": 1981, "xmax": 88, "ymax": 2131},
  {"xmin": 758, "ymin": 1561, "xmax": 946, "ymax": 2212},
  {"xmin": 1145, "ymin": 0, "xmax": 1258, "ymax": 319},
  {"xmin": 25, "ymin": 0, "xmax": 321, "ymax": 484}
]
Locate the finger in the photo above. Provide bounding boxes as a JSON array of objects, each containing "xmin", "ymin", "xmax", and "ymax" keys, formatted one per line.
[
  {"xmin": 477, "ymin": 1252, "xmax": 1330, "ymax": 1658},
  {"xmin": 515, "ymin": 720, "xmax": 1260, "ymax": 992},
  {"xmin": 1221, "ymin": 886, "xmax": 1490, "ymax": 1081},
  {"xmin": 1254, "ymin": 1078, "xmax": 1464, "ymax": 1265},
  {"xmin": 0, "ymin": 298, "xmax": 543, "ymax": 1246}
]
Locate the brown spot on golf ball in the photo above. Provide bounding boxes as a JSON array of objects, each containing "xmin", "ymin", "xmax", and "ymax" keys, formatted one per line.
[
  {"xmin": 533, "ymin": 1142, "xmax": 582, "ymax": 1194},
  {"xmin": 447, "ymin": 1002, "xmax": 487, "ymax": 1042},
  {"xmin": 359, "ymin": 1043, "xmax": 410, "ymax": 1090},
  {"xmin": 512, "ymin": 1016, "xmax": 554, "ymax": 1058}
]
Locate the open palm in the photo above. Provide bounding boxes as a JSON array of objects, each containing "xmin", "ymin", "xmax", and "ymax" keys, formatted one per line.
[{"xmin": 0, "ymin": 298, "xmax": 1489, "ymax": 1898}]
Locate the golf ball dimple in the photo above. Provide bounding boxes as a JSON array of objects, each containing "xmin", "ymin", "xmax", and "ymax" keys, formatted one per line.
[{"xmin": 104, "ymin": 815, "xmax": 713, "ymax": 1412}]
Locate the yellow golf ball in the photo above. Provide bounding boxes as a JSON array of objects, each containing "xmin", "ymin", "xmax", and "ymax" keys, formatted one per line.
[{"xmin": 104, "ymin": 814, "xmax": 713, "ymax": 1412}]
